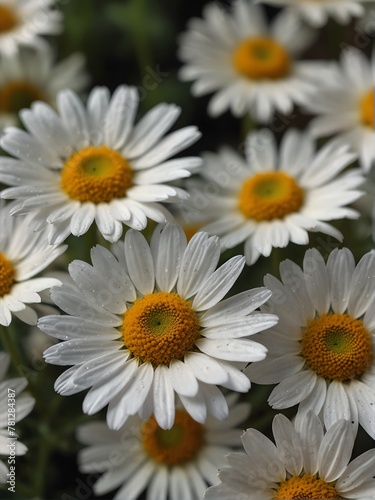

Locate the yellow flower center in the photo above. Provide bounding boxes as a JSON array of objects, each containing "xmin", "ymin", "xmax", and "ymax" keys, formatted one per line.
[
  {"xmin": 274, "ymin": 474, "xmax": 341, "ymax": 499},
  {"xmin": 0, "ymin": 5, "xmax": 18, "ymax": 34},
  {"xmin": 233, "ymin": 37, "xmax": 292, "ymax": 80},
  {"xmin": 142, "ymin": 410, "xmax": 204, "ymax": 465},
  {"xmin": 122, "ymin": 292, "xmax": 201, "ymax": 365},
  {"xmin": 360, "ymin": 89, "xmax": 374, "ymax": 128},
  {"xmin": 60, "ymin": 146, "xmax": 133, "ymax": 204},
  {"xmin": 301, "ymin": 313, "xmax": 373, "ymax": 382},
  {"xmin": 238, "ymin": 171, "xmax": 304, "ymax": 221},
  {"xmin": 0, "ymin": 253, "xmax": 15, "ymax": 297},
  {"xmin": 0, "ymin": 81, "xmax": 45, "ymax": 114}
]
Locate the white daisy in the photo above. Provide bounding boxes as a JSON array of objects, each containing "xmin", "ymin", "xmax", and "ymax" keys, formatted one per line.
[
  {"xmin": 0, "ymin": 45, "xmax": 88, "ymax": 130},
  {"xmin": 205, "ymin": 411, "xmax": 375, "ymax": 499},
  {"xmin": 190, "ymin": 128, "xmax": 363, "ymax": 266},
  {"xmin": 177, "ymin": 0, "xmax": 326, "ymax": 122},
  {"xmin": 0, "ymin": 202, "xmax": 66, "ymax": 326},
  {"xmin": 245, "ymin": 247, "xmax": 375, "ymax": 439},
  {"xmin": 0, "ymin": 85, "xmax": 202, "ymax": 244},
  {"xmin": 305, "ymin": 47, "xmax": 375, "ymax": 172},
  {"xmin": 0, "ymin": 351, "xmax": 35, "ymax": 484},
  {"xmin": 257, "ymin": 0, "xmax": 367, "ymax": 27},
  {"xmin": 39, "ymin": 223, "xmax": 277, "ymax": 430},
  {"xmin": 0, "ymin": 0, "xmax": 62, "ymax": 56},
  {"xmin": 77, "ymin": 393, "xmax": 250, "ymax": 500}
]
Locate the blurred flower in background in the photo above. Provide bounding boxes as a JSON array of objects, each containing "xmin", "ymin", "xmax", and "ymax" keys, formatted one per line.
[
  {"xmin": 0, "ymin": 45, "xmax": 88, "ymax": 130},
  {"xmin": 305, "ymin": 47, "xmax": 375, "ymax": 172},
  {"xmin": 0, "ymin": 352, "xmax": 35, "ymax": 483},
  {"xmin": 178, "ymin": 1, "xmax": 328, "ymax": 122},
  {"xmin": 0, "ymin": 0, "xmax": 63, "ymax": 55},
  {"xmin": 77, "ymin": 393, "xmax": 251, "ymax": 500}
]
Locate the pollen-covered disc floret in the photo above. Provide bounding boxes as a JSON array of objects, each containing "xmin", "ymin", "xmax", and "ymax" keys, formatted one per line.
[
  {"xmin": 0, "ymin": 253, "xmax": 15, "ymax": 297},
  {"xmin": 302, "ymin": 313, "xmax": 372, "ymax": 382},
  {"xmin": 178, "ymin": 1, "xmax": 326, "ymax": 121},
  {"xmin": 122, "ymin": 292, "xmax": 200, "ymax": 365},
  {"xmin": 246, "ymin": 247, "xmax": 375, "ymax": 439},
  {"xmin": 0, "ymin": 0, "xmax": 63, "ymax": 56},
  {"xmin": 192, "ymin": 129, "xmax": 362, "ymax": 265},
  {"xmin": 61, "ymin": 146, "xmax": 133, "ymax": 204},
  {"xmin": 306, "ymin": 47, "xmax": 375, "ymax": 172},
  {"xmin": 238, "ymin": 172, "xmax": 304, "ymax": 221},
  {"xmin": 0, "ymin": 201, "xmax": 66, "ymax": 327},
  {"xmin": 0, "ymin": 85, "xmax": 201, "ymax": 244},
  {"xmin": 40, "ymin": 224, "xmax": 277, "ymax": 431},
  {"xmin": 77, "ymin": 393, "xmax": 251, "ymax": 500},
  {"xmin": 233, "ymin": 37, "xmax": 291, "ymax": 80},
  {"xmin": 360, "ymin": 89, "xmax": 374, "ymax": 128},
  {"xmin": 142, "ymin": 410, "xmax": 204, "ymax": 465},
  {"xmin": 0, "ymin": 352, "xmax": 35, "ymax": 484},
  {"xmin": 274, "ymin": 474, "xmax": 341, "ymax": 499},
  {"xmin": 205, "ymin": 412, "xmax": 374, "ymax": 500}
]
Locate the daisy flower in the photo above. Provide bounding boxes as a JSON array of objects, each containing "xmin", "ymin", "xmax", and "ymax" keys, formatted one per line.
[
  {"xmin": 245, "ymin": 247, "xmax": 375, "ymax": 439},
  {"xmin": 257, "ymin": 0, "xmax": 367, "ymax": 28},
  {"xmin": 0, "ymin": 85, "xmax": 202, "ymax": 244},
  {"xmin": 0, "ymin": 45, "xmax": 88, "ymax": 131},
  {"xmin": 0, "ymin": 351, "xmax": 35, "ymax": 484},
  {"xmin": 39, "ymin": 223, "xmax": 277, "ymax": 430},
  {"xmin": 77, "ymin": 393, "xmax": 250, "ymax": 500},
  {"xmin": 178, "ymin": 1, "xmax": 326, "ymax": 122},
  {"xmin": 0, "ymin": 0, "xmax": 62, "ymax": 56},
  {"xmin": 0, "ymin": 202, "xmax": 66, "ymax": 326},
  {"xmin": 205, "ymin": 411, "xmax": 375, "ymax": 499},
  {"xmin": 305, "ymin": 47, "xmax": 375, "ymax": 172},
  {"xmin": 191, "ymin": 129, "xmax": 363, "ymax": 265}
]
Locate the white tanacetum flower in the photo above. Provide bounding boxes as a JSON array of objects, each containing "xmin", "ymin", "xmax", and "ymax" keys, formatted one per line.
[
  {"xmin": 205, "ymin": 411, "xmax": 375, "ymax": 499},
  {"xmin": 0, "ymin": 45, "xmax": 88, "ymax": 130},
  {"xmin": 177, "ymin": 1, "xmax": 327, "ymax": 122},
  {"xmin": 0, "ymin": 85, "xmax": 202, "ymax": 244},
  {"xmin": 257, "ymin": 0, "xmax": 367, "ymax": 27},
  {"xmin": 305, "ymin": 48, "xmax": 375, "ymax": 172},
  {"xmin": 0, "ymin": 0, "xmax": 62, "ymax": 55},
  {"xmin": 190, "ymin": 129, "xmax": 363, "ymax": 265},
  {"xmin": 77, "ymin": 393, "xmax": 250, "ymax": 500},
  {"xmin": 245, "ymin": 247, "xmax": 375, "ymax": 439},
  {"xmin": 39, "ymin": 224, "xmax": 277, "ymax": 430},
  {"xmin": 0, "ymin": 351, "xmax": 35, "ymax": 484},
  {"xmin": 0, "ymin": 202, "xmax": 66, "ymax": 326}
]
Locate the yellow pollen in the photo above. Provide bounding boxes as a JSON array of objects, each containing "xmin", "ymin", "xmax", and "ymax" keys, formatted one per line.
[
  {"xmin": 142, "ymin": 410, "xmax": 204, "ymax": 465},
  {"xmin": 301, "ymin": 313, "xmax": 373, "ymax": 382},
  {"xmin": 122, "ymin": 292, "xmax": 201, "ymax": 365},
  {"xmin": 0, "ymin": 253, "xmax": 15, "ymax": 297},
  {"xmin": 274, "ymin": 474, "xmax": 341, "ymax": 499},
  {"xmin": 233, "ymin": 37, "xmax": 292, "ymax": 80},
  {"xmin": 359, "ymin": 89, "xmax": 374, "ymax": 128},
  {"xmin": 0, "ymin": 6, "xmax": 18, "ymax": 34},
  {"xmin": 60, "ymin": 146, "xmax": 133, "ymax": 204},
  {"xmin": 0, "ymin": 81, "xmax": 45, "ymax": 114},
  {"xmin": 238, "ymin": 171, "xmax": 304, "ymax": 221}
]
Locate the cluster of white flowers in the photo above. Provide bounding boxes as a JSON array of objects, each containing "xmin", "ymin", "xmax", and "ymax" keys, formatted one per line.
[{"xmin": 0, "ymin": 0, "xmax": 374, "ymax": 499}]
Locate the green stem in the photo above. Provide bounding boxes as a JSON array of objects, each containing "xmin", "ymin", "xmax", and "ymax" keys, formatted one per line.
[
  {"xmin": 0, "ymin": 324, "xmax": 27, "ymax": 378},
  {"xmin": 32, "ymin": 426, "xmax": 52, "ymax": 499}
]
